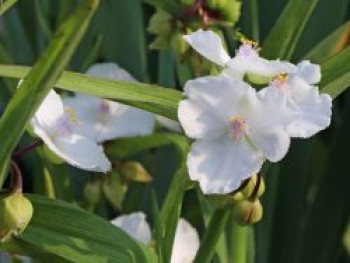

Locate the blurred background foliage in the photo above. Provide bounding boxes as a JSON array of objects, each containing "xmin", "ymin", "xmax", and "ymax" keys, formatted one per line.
[{"xmin": 0, "ymin": 0, "xmax": 349, "ymax": 262}]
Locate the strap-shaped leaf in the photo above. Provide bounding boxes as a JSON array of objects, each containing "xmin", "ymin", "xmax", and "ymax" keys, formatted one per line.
[
  {"xmin": 0, "ymin": 65, "xmax": 183, "ymax": 120},
  {"xmin": 305, "ymin": 22, "xmax": 350, "ymax": 63},
  {"xmin": 0, "ymin": 0, "xmax": 100, "ymax": 186},
  {"xmin": 320, "ymin": 46, "xmax": 350, "ymax": 98},
  {"xmin": 261, "ymin": 0, "xmax": 319, "ymax": 60},
  {"xmin": 0, "ymin": 0, "xmax": 18, "ymax": 16}
]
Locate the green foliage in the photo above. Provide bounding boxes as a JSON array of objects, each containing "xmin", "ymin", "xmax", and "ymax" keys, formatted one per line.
[
  {"xmin": 0, "ymin": 0, "xmax": 348, "ymax": 262},
  {"xmin": 1, "ymin": 194, "xmax": 157, "ymax": 262}
]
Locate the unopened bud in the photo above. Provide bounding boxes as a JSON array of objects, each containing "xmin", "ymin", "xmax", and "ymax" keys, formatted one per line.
[
  {"xmin": 0, "ymin": 193, "xmax": 33, "ymax": 242},
  {"xmin": 233, "ymin": 199, "xmax": 263, "ymax": 225},
  {"xmin": 121, "ymin": 161, "xmax": 152, "ymax": 183},
  {"xmin": 147, "ymin": 10, "xmax": 172, "ymax": 36},
  {"xmin": 241, "ymin": 174, "xmax": 265, "ymax": 198},
  {"xmin": 84, "ymin": 177, "xmax": 102, "ymax": 207},
  {"xmin": 221, "ymin": 1, "xmax": 241, "ymax": 24},
  {"xmin": 102, "ymin": 172, "xmax": 127, "ymax": 210},
  {"xmin": 206, "ymin": 0, "xmax": 227, "ymax": 10},
  {"xmin": 171, "ymin": 31, "xmax": 189, "ymax": 55}
]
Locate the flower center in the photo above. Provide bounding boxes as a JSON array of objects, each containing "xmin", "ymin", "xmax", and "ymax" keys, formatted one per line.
[
  {"xmin": 55, "ymin": 107, "xmax": 80, "ymax": 136},
  {"xmin": 229, "ymin": 115, "xmax": 246, "ymax": 138},
  {"xmin": 270, "ymin": 73, "xmax": 288, "ymax": 90}
]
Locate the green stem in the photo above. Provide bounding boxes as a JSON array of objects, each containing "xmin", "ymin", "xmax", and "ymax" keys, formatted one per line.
[
  {"xmin": 160, "ymin": 165, "xmax": 190, "ymax": 262},
  {"xmin": 194, "ymin": 209, "xmax": 230, "ymax": 263},
  {"xmin": 228, "ymin": 216, "xmax": 249, "ymax": 263}
]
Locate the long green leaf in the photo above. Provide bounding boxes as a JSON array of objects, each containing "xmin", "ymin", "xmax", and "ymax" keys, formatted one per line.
[
  {"xmin": 0, "ymin": 0, "xmax": 100, "ymax": 186},
  {"xmin": 320, "ymin": 47, "xmax": 350, "ymax": 98},
  {"xmin": 0, "ymin": 0, "xmax": 18, "ymax": 16},
  {"xmin": 0, "ymin": 65, "xmax": 182, "ymax": 120},
  {"xmin": 6, "ymin": 194, "xmax": 157, "ymax": 262},
  {"xmin": 305, "ymin": 21, "xmax": 350, "ymax": 63},
  {"xmin": 261, "ymin": 0, "xmax": 319, "ymax": 60}
]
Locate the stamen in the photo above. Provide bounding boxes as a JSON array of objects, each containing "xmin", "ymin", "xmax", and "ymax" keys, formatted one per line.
[
  {"xmin": 229, "ymin": 115, "xmax": 246, "ymax": 138},
  {"xmin": 237, "ymin": 37, "xmax": 260, "ymax": 57},
  {"xmin": 65, "ymin": 107, "xmax": 80, "ymax": 125},
  {"xmin": 270, "ymin": 73, "xmax": 288, "ymax": 90}
]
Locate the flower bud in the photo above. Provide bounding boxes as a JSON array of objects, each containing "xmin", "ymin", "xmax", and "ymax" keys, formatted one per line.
[
  {"xmin": 0, "ymin": 193, "xmax": 33, "ymax": 242},
  {"xmin": 171, "ymin": 31, "xmax": 189, "ymax": 55},
  {"xmin": 206, "ymin": 0, "xmax": 227, "ymax": 10},
  {"xmin": 221, "ymin": 1, "xmax": 241, "ymax": 24},
  {"xmin": 102, "ymin": 171, "xmax": 127, "ymax": 210},
  {"xmin": 241, "ymin": 174, "xmax": 265, "ymax": 198},
  {"xmin": 233, "ymin": 199, "xmax": 263, "ymax": 225},
  {"xmin": 84, "ymin": 177, "xmax": 102, "ymax": 207},
  {"xmin": 121, "ymin": 161, "xmax": 152, "ymax": 183},
  {"xmin": 147, "ymin": 10, "xmax": 172, "ymax": 36}
]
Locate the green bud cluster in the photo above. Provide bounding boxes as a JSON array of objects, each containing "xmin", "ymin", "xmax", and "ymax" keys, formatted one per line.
[
  {"xmin": 147, "ymin": 0, "xmax": 241, "ymax": 54},
  {"xmin": 84, "ymin": 161, "xmax": 152, "ymax": 211},
  {"xmin": 207, "ymin": 174, "xmax": 265, "ymax": 225},
  {"xmin": 0, "ymin": 193, "xmax": 33, "ymax": 242}
]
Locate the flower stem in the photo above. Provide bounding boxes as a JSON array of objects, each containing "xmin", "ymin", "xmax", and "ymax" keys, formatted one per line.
[
  {"xmin": 228, "ymin": 220, "xmax": 249, "ymax": 263},
  {"xmin": 12, "ymin": 139, "xmax": 43, "ymax": 158},
  {"xmin": 194, "ymin": 209, "xmax": 231, "ymax": 263},
  {"xmin": 160, "ymin": 165, "xmax": 191, "ymax": 263},
  {"xmin": 10, "ymin": 161, "xmax": 23, "ymax": 193}
]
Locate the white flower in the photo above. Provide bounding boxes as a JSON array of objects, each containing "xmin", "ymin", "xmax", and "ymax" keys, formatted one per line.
[
  {"xmin": 111, "ymin": 212, "xmax": 152, "ymax": 244},
  {"xmin": 184, "ymin": 30, "xmax": 332, "ymax": 139},
  {"xmin": 31, "ymin": 90, "xmax": 111, "ymax": 172},
  {"xmin": 111, "ymin": 213, "xmax": 199, "ymax": 263},
  {"xmin": 263, "ymin": 60, "xmax": 332, "ymax": 138},
  {"xmin": 63, "ymin": 63, "xmax": 155, "ymax": 143},
  {"xmin": 183, "ymin": 29, "xmax": 287, "ymax": 81},
  {"xmin": 178, "ymin": 75, "xmax": 297, "ymax": 194}
]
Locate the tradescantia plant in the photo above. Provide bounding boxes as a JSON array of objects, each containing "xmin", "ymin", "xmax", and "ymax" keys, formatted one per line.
[{"xmin": 0, "ymin": 0, "xmax": 349, "ymax": 263}]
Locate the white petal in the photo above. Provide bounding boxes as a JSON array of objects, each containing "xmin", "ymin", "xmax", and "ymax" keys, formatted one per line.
[
  {"xmin": 247, "ymin": 126, "xmax": 291, "ymax": 162},
  {"xmin": 86, "ymin": 62, "xmax": 137, "ymax": 82},
  {"xmin": 178, "ymin": 99, "xmax": 225, "ymax": 140},
  {"xmin": 156, "ymin": 115, "xmax": 182, "ymax": 133},
  {"xmin": 187, "ymin": 137, "xmax": 264, "ymax": 194},
  {"xmin": 295, "ymin": 60, "xmax": 321, "ymax": 84},
  {"xmin": 183, "ymin": 75, "xmax": 260, "ymax": 122},
  {"xmin": 247, "ymin": 87, "xmax": 297, "ymax": 162},
  {"xmin": 56, "ymin": 135, "xmax": 111, "ymax": 172},
  {"xmin": 286, "ymin": 78, "xmax": 332, "ymax": 138},
  {"xmin": 95, "ymin": 102, "xmax": 155, "ymax": 142},
  {"xmin": 111, "ymin": 212, "xmax": 152, "ymax": 245},
  {"xmin": 32, "ymin": 90, "xmax": 65, "ymax": 131},
  {"xmin": 171, "ymin": 219, "xmax": 200, "ymax": 263},
  {"xmin": 183, "ymin": 30, "xmax": 231, "ymax": 66},
  {"xmin": 33, "ymin": 124, "xmax": 111, "ymax": 172}
]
